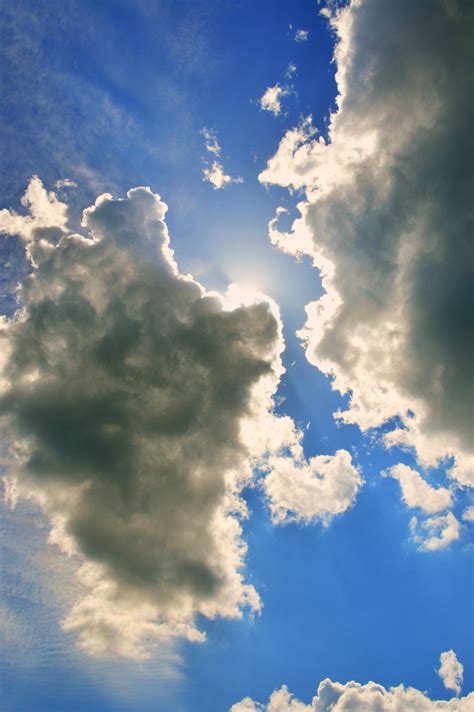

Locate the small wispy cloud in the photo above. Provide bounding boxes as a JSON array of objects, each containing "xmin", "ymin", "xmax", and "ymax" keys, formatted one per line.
[
  {"xmin": 201, "ymin": 128, "xmax": 242, "ymax": 189},
  {"xmin": 55, "ymin": 178, "xmax": 78, "ymax": 190},
  {"xmin": 294, "ymin": 29, "xmax": 309, "ymax": 43}
]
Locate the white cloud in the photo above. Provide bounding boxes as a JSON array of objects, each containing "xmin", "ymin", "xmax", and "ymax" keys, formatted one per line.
[
  {"xmin": 259, "ymin": 84, "xmax": 288, "ymax": 117},
  {"xmin": 409, "ymin": 512, "xmax": 461, "ymax": 551},
  {"xmin": 294, "ymin": 30, "xmax": 309, "ymax": 43},
  {"xmin": 201, "ymin": 128, "xmax": 243, "ymax": 189},
  {"xmin": 383, "ymin": 464, "xmax": 452, "ymax": 514},
  {"xmin": 462, "ymin": 505, "xmax": 474, "ymax": 522},
  {"xmin": 259, "ymin": 0, "xmax": 474, "ymax": 488},
  {"xmin": 0, "ymin": 175, "xmax": 68, "ymax": 241},
  {"xmin": 286, "ymin": 62, "xmax": 297, "ymax": 78},
  {"xmin": 230, "ymin": 674, "xmax": 474, "ymax": 710},
  {"xmin": 203, "ymin": 161, "xmax": 243, "ymax": 190},
  {"xmin": 438, "ymin": 650, "xmax": 464, "ymax": 696},
  {"xmin": 0, "ymin": 178, "xmax": 359, "ymax": 659},
  {"xmin": 264, "ymin": 449, "xmax": 362, "ymax": 525}
]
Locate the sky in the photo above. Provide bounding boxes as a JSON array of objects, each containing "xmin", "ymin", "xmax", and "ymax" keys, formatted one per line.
[{"xmin": 0, "ymin": 1, "xmax": 473, "ymax": 711}]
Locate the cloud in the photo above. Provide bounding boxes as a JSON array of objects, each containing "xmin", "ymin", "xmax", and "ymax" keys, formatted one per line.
[
  {"xmin": 0, "ymin": 175, "xmax": 68, "ymax": 242},
  {"xmin": 383, "ymin": 464, "xmax": 452, "ymax": 514},
  {"xmin": 438, "ymin": 650, "xmax": 464, "ymax": 696},
  {"xmin": 0, "ymin": 178, "xmax": 361, "ymax": 658},
  {"xmin": 201, "ymin": 128, "xmax": 222, "ymax": 156},
  {"xmin": 230, "ymin": 669, "xmax": 473, "ymax": 710},
  {"xmin": 294, "ymin": 30, "xmax": 309, "ymax": 43},
  {"xmin": 55, "ymin": 178, "xmax": 78, "ymax": 190},
  {"xmin": 202, "ymin": 161, "xmax": 243, "ymax": 190},
  {"xmin": 201, "ymin": 128, "xmax": 243, "ymax": 189},
  {"xmin": 462, "ymin": 505, "xmax": 474, "ymax": 522},
  {"xmin": 264, "ymin": 449, "xmax": 362, "ymax": 525},
  {"xmin": 286, "ymin": 62, "xmax": 297, "ymax": 78},
  {"xmin": 409, "ymin": 512, "xmax": 461, "ymax": 551},
  {"xmin": 259, "ymin": 84, "xmax": 288, "ymax": 117},
  {"xmin": 259, "ymin": 0, "xmax": 474, "ymax": 488}
]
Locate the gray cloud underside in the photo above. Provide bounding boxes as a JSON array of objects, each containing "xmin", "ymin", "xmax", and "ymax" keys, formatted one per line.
[{"xmin": 260, "ymin": 0, "xmax": 474, "ymax": 483}]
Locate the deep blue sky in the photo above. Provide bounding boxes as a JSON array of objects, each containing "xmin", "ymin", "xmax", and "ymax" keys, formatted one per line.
[{"xmin": 0, "ymin": 2, "xmax": 472, "ymax": 711}]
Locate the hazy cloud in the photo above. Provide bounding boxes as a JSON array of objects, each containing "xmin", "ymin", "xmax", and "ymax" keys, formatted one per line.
[
  {"xmin": 462, "ymin": 505, "xmax": 474, "ymax": 522},
  {"xmin": 294, "ymin": 30, "xmax": 309, "ymax": 43}
]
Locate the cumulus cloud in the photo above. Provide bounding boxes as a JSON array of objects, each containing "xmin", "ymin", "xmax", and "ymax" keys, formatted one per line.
[
  {"xmin": 264, "ymin": 449, "xmax": 362, "ymax": 525},
  {"xmin": 259, "ymin": 84, "xmax": 288, "ymax": 117},
  {"xmin": 259, "ymin": 0, "xmax": 474, "ymax": 488},
  {"xmin": 438, "ymin": 650, "xmax": 464, "ymax": 696},
  {"xmin": 294, "ymin": 29, "xmax": 309, "ymax": 43},
  {"xmin": 0, "ymin": 178, "xmax": 362, "ymax": 658},
  {"xmin": 202, "ymin": 128, "xmax": 243, "ymax": 189},
  {"xmin": 383, "ymin": 464, "xmax": 452, "ymax": 514},
  {"xmin": 230, "ymin": 671, "xmax": 473, "ymax": 710},
  {"xmin": 409, "ymin": 512, "xmax": 461, "ymax": 551}
]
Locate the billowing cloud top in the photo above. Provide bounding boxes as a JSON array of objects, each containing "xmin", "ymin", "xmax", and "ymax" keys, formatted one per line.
[
  {"xmin": 230, "ymin": 654, "xmax": 472, "ymax": 710},
  {"xmin": 260, "ymin": 0, "xmax": 474, "ymax": 487},
  {"xmin": 0, "ymin": 179, "xmax": 361, "ymax": 658}
]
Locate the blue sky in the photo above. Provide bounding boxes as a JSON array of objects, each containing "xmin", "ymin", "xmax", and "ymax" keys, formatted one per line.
[{"xmin": 1, "ymin": 2, "xmax": 473, "ymax": 711}]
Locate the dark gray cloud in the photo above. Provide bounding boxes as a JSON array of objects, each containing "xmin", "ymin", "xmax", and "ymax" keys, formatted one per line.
[
  {"xmin": 1, "ymin": 180, "xmax": 361, "ymax": 657},
  {"xmin": 0, "ymin": 185, "xmax": 280, "ymax": 656},
  {"xmin": 260, "ymin": 0, "xmax": 474, "ymax": 485}
]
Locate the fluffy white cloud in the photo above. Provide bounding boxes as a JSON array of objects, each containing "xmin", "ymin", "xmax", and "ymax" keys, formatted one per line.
[
  {"xmin": 294, "ymin": 30, "xmax": 309, "ymax": 43},
  {"xmin": 0, "ymin": 175, "xmax": 68, "ymax": 241},
  {"xmin": 438, "ymin": 650, "xmax": 464, "ymax": 696},
  {"xmin": 259, "ymin": 0, "xmax": 474, "ymax": 488},
  {"xmin": 462, "ymin": 505, "xmax": 474, "ymax": 522},
  {"xmin": 264, "ymin": 449, "xmax": 362, "ymax": 525},
  {"xmin": 409, "ymin": 512, "xmax": 461, "ymax": 551},
  {"xmin": 203, "ymin": 161, "xmax": 243, "ymax": 190},
  {"xmin": 383, "ymin": 464, "xmax": 452, "ymax": 514},
  {"xmin": 230, "ymin": 672, "xmax": 474, "ymax": 711},
  {"xmin": 259, "ymin": 84, "xmax": 288, "ymax": 117},
  {"xmin": 0, "ymin": 179, "xmax": 362, "ymax": 658},
  {"xmin": 202, "ymin": 128, "xmax": 243, "ymax": 189}
]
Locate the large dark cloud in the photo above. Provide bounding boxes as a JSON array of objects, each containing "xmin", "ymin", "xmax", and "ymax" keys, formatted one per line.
[
  {"xmin": 230, "ymin": 672, "xmax": 474, "ymax": 711},
  {"xmin": 0, "ymin": 185, "xmax": 278, "ymax": 655},
  {"xmin": 260, "ymin": 0, "xmax": 474, "ymax": 485},
  {"xmin": 0, "ymin": 180, "xmax": 361, "ymax": 657}
]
